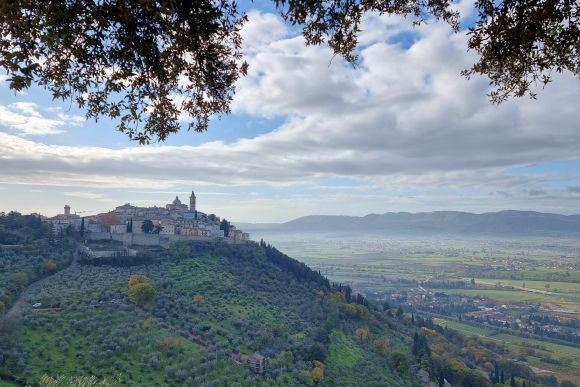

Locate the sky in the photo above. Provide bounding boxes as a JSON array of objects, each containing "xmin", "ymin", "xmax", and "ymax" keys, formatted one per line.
[{"xmin": 1, "ymin": 1, "xmax": 580, "ymax": 223}]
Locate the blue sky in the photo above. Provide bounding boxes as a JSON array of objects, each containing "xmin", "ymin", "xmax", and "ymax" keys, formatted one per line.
[{"xmin": 1, "ymin": 2, "xmax": 580, "ymax": 223}]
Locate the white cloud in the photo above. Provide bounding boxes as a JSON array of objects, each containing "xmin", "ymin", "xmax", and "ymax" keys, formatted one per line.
[
  {"xmin": 57, "ymin": 112, "xmax": 85, "ymax": 126},
  {"xmin": 1, "ymin": 11, "xmax": 580, "ymax": 220},
  {"xmin": 0, "ymin": 102, "xmax": 84, "ymax": 135},
  {"xmin": 241, "ymin": 11, "xmax": 289, "ymax": 51},
  {"xmin": 9, "ymin": 102, "xmax": 42, "ymax": 117},
  {"xmin": 63, "ymin": 191, "xmax": 115, "ymax": 202}
]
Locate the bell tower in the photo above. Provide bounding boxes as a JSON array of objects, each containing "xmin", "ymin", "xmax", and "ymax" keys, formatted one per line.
[{"xmin": 190, "ymin": 191, "xmax": 196, "ymax": 212}]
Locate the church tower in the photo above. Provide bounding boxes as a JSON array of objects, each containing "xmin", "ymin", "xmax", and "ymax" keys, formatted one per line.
[{"xmin": 190, "ymin": 191, "xmax": 196, "ymax": 212}]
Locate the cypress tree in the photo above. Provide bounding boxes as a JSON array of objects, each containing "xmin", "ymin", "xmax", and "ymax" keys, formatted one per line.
[{"xmin": 80, "ymin": 217, "xmax": 85, "ymax": 237}]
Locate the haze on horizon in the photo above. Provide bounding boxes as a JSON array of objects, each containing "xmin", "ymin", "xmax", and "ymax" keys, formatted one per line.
[{"xmin": 1, "ymin": 2, "xmax": 579, "ymax": 223}]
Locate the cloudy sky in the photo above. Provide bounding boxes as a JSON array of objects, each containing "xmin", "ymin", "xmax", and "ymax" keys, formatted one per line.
[{"xmin": 1, "ymin": 1, "xmax": 579, "ymax": 223}]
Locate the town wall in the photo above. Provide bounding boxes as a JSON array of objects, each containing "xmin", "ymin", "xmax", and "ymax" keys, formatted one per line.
[{"xmin": 87, "ymin": 231, "xmax": 248, "ymax": 247}]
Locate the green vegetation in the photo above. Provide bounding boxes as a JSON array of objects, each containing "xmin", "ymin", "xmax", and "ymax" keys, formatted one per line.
[
  {"xmin": 251, "ymin": 232, "xmax": 580, "ymax": 384},
  {"xmin": 1, "ymin": 231, "xmax": 578, "ymax": 386},
  {"xmin": 441, "ymin": 289, "xmax": 579, "ymax": 310},
  {"xmin": 0, "ymin": 211, "xmax": 51, "ymax": 245},
  {"xmin": 434, "ymin": 318, "xmax": 580, "ymax": 385},
  {"xmin": 324, "ymin": 329, "xmax": 407, "ymax": 386},
  {"xmin": 472, "ymin": 278, "xmax": 580, "ymax": 293},
  {"xmin": 327, "ymin": 330, "xmax": 363, "ymax": 368},
  {"xmin": 0, "ymin": 212, "xmax": 73, "ymax": 315},
  {"xmin": 0, "ymin": 241, "xmax": 415, "ymax": 385},
  {"xmin": 127, "ymin": 275, "xmax": 156, "ymax": 307}
]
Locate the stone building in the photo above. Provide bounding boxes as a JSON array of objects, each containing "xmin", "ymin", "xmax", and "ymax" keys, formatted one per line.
[
  {"xmin": 48, "ymin": 205, "xmax": 81, "ymax": 232},
  {"xmin": 239, "ymin": 354, "xmax": 265, "ymax": 374},
  {"xmin": 166, "ymin": 196, "xmax": 189, "ymax": 212}
]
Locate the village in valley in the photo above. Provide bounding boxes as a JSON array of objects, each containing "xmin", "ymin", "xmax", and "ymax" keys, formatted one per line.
[{"xmin": 45, "ymin": 190, "xmax": 249, "ymax": 246}]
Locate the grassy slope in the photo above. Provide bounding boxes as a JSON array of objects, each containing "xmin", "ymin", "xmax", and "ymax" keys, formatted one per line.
[
  {"xmin": 4, "ymin": 242, "xmax": 408, "ymax": 386},
  {"xmin": 324, "ymin": 330, "xmax": 407, "ymax": 386}
]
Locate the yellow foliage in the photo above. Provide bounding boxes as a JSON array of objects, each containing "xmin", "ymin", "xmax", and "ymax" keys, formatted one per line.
[
  {"xmin": 355, "ymin": 327, "xmax": 369, "ymax": 341},
  {"xmin": 39, "ymin": 374, "xmax": 120, "ymax": 387},
  {"xmin": 128, "ymin": 278, "xmax": 156, "ymax": 307},
  {"xmin": 310, "ymin": 361, "xmax": 324, "ymax": 384},
  {"xmin": 430, "ymin": 342, "xmax": 453, "ymax": 355},
  {"xmin": 371, "ymin": 337, "xmax": 389, "ymax": 356},
  {"xmin": 419, "ymin": 327, "xmax": 440, "ymax": 338},
  {"xmin": 128, "ymin": 274, "xmax": 148, "ymax": 288},
  {"xmin": 42, "ymin": 259, "xmax": 57, "ymax": 273},
  {"xmin": 355, "ymin": 304, "xmax": 369, "ymax": 318},
  {"xmin": 329, "ymin": 291, "xmax": 347, "ymax": 305},
  {"xmin": 193, "ymin": 293, "xmax": 204, "ymax": 303},
  {"xmin": 343, "ymin": 303, "xmax": 357, "ymax": 317}
]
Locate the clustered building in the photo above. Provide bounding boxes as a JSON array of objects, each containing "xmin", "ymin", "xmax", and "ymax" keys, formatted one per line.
[
  {"xmin": 46, "ymin": 204, "xmax": 82, "ymax": 232},
  {"xmin": 48, "ymin": 190, "xmax": 249, "ymax": 243}
]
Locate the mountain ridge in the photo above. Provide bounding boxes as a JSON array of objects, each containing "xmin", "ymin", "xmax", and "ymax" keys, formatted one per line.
[{"xmin": 238, "ymin": 210, "xmax": 580, "ymax": 235}]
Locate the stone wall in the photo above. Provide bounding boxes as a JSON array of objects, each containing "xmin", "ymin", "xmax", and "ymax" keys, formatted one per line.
[{"xmin": 86, "ymin": 231, "xmax": 248, "ymax": 247}]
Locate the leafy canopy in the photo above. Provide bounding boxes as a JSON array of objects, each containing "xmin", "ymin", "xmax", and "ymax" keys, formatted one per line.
[
  {"xmin": 0, "ymin": 0, "xmax": 247, "ymax": 144},
  {"xmin": 1, "ymin": 0, "xmax": 579, "ymax": 143},
  {"xmin": 127, "ymin": 274, "xmax": 156, "ymax": 306}
]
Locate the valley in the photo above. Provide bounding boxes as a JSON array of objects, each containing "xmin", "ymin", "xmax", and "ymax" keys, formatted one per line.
[
  {"xmin": 1, "ymin": 211, "xmax": 578, "ymax": 386},
  {"xmin": 249, "ymin": 231, "xmax": 580, "ymax": 384}
]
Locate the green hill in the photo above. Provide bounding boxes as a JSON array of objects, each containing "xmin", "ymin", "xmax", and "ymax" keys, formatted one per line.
[{"xmin": 0, "ymin": 237, "xmax": 571, "ymax": 386}]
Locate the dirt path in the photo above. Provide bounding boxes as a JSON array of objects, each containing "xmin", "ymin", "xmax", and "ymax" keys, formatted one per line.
[{"xmin": 2, "ymin": 243, "xmax": 79, "ymax": 321}]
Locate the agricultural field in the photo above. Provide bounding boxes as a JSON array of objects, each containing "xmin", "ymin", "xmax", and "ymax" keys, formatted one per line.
[
  {"xmin": 433, "ymin": 318, "xmax": 580, "ymax": 385},
  {"xmin": 251, "ymin": 231, "xmax": 580, "ymax": 383},
  {"xmin": 471, "ymin": 278, "xmax": 580, "ymax": 293}
]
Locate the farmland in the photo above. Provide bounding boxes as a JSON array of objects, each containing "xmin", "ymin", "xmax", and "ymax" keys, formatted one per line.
[
  {"xmin": 433, "ymin": 318, "xmax": 580, "ymax": 385},
  {"xmin": 251, "ymin": 231, "xmax": 580, "ymax": 383}
]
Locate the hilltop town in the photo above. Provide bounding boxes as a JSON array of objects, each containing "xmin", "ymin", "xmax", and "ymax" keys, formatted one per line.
[{"xmin": 46, "ymin": 191, "xmax": 249, "ymax": 246}]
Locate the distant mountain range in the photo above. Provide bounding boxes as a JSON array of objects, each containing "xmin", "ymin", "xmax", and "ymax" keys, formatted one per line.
[{"xmin": 239, "ymin": 210, "xmax": 580, "ymax": 236}]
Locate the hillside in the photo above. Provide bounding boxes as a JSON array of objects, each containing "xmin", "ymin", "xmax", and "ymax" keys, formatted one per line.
[
  {"xmin": 0, "ymin": 240, "xmax": 412, "ymax": 386},
  {"xmin": 240, "ymin": 210, "xmax": 580, "ymax": 236},
  {"xmin": 0, "ymin": 236, "xmax": 568, "ymax": 386}
]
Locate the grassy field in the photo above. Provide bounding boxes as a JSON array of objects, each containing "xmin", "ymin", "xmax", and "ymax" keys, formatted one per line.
[
  {"xmin": 433, "ymin": 318, "xmax": 580, "ymax": 384},
  {"xmin": 472, "ymin": 278, "xmax": 580, "ymax": 293},
  {"xmin": 433, "ymin": 318, "xmax": 495, "ymax": 337},
  {"xmin": 253, "ymin": 233, "xmax": 580, "ymax": 280},
  {"xmin": 326, "ymin": 330, "xmax": 363, "ymax": 369}
]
